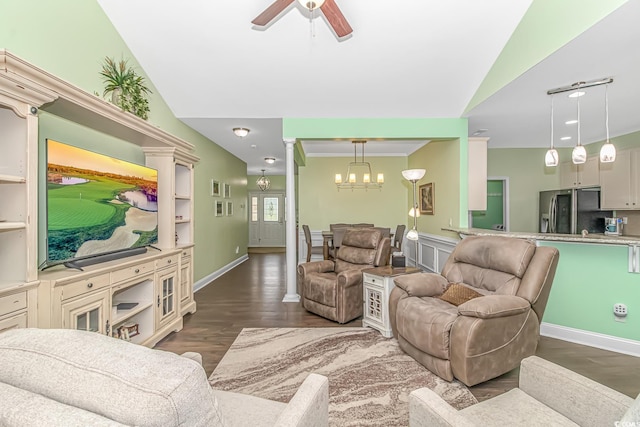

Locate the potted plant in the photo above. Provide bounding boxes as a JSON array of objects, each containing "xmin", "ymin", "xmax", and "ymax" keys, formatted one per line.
[{"xmin": 99, "ymin": 57, "xmax": 151, "ymax": 120}]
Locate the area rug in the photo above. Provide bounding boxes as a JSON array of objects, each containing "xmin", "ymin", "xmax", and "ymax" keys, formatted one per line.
[{"xmin": 209, "ymin": 327, "xmax": 477, "ymax": 426}]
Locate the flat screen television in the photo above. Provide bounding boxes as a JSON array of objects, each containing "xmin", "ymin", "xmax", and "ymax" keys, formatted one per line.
[{"xmin": 42, "ymin": 139, "xmax": 158, "ymax": 270}]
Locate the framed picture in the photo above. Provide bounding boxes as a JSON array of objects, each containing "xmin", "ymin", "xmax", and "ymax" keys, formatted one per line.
[
  {"xmin": 223, "ymin": 183, "xmax": 231, "ymax": 198},
  {"xmin": 226, "ymin": 201, "xmax": 233, "ymax": 216},
  {"xmin": 211, "ymin": 180, "xmax": 221, "ymax": 197},
  {"xmin": 419, "ymin": 182, "xmax": 434, "ymax": 215},
  {"xmin": 215, "ymin": 200, "xmax": 224, "ymax": 217}
]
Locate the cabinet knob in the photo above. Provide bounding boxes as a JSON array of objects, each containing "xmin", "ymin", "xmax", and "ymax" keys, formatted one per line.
[
  {"xmin": 167, "ymin": 259, "xmax": 172, "ymax": 264},
  {"xmin": 135, "ymin": 268, "xmax": 140, "ymax": 273},
  {"xmin": 87, "ymin": 282, "xmax": 93, "ymax": 288}
]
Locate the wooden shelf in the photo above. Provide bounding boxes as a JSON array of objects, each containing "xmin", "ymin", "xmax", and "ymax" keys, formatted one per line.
[{"xmin": 0, "ymin": 174, "xmax": 26, "ymax": 183}]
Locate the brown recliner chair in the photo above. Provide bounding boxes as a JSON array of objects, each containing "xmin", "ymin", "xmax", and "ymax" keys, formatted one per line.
[
  {"xmin": 298, "ymin": 228, "xmax": 391, "ymax": 323},
  {"xmin": 389, "ymin": 235, "xmax": 559, "ymax": 386}
]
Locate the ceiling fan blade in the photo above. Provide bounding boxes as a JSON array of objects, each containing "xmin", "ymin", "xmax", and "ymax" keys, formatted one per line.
[
  {"xmin": 320, "ymin": 0, "xmax": 353, "ymax": 37},
  {"xmin": 252, "ymin": 0, "xmax": 296, "ymax": 26}
]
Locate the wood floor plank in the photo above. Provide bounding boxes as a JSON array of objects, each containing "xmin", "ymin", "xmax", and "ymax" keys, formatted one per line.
[{"xmin": 154, "ymin": 253, "xmax": 640, "ymax": 401}]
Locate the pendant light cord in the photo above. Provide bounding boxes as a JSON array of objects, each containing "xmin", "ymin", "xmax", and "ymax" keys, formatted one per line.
[
  {"xmin": 550, "ymin": 95, "xmax": 554, "ymax": 148},
  {"xmin": 605, "ymin": 84, "xmax": 610, "ymax": 141}
]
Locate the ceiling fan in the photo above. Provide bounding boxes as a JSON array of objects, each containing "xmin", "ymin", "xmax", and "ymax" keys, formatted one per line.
[{"xmin": 252, "ymin": 0, "xmax": 353, "ymax": 38}]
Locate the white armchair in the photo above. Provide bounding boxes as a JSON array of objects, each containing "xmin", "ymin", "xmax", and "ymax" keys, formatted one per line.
[
  {"xmin": 409, "ymin": 355, "xmax": 639, "ymax": 427},
  {"xmin": 0, "ymin": 328, "xmax": 329, "ymax": 427}
]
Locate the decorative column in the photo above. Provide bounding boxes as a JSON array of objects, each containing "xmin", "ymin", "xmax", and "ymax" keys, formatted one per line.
[{"xmin": 283, "ymin": 138, "xmax": 300, "ymax": 302}]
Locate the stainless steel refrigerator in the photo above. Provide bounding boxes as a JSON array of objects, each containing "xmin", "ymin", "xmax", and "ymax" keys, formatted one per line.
[{"xmin": 539, "ymin": 187, "xmax": 612, "ymax": 234}]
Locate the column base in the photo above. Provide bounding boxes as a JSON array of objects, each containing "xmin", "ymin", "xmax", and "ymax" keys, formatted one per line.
[{"xmin": 282, "ymin": 293, "xmax": 301, "ymax": 303}]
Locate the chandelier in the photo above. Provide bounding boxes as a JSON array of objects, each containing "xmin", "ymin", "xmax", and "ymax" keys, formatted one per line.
[
  {"xmin": 335, "ymin": 140, "xmax": 384, "ymax": 191},
  {"xmin": 257, "ymin": 169, "xmax": 271, "ymax": 191}
]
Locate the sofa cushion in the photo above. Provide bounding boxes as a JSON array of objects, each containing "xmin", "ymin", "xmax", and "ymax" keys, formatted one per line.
[
  {"xmin": 0, "ymin": 381, "xmax": 127, "ymax": 426},
  {"xmin": 459, "ymin": 388, "xmax": 578, "ymax": 426},
  {"xmin": 438, "ymin": 283, "xmax": 483, "ymax": 306},
  {"xmin": 212, "ymin": 389, "xmax": 287, "ymax": 427},
  {"xmin": 0, "ymin": 328, "xmax": 225, "ymax": 427}
]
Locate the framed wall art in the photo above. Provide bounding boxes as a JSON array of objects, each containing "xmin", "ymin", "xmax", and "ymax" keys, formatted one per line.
[
  {"xmin": 419, "ymin": 182, "xmax": 434, "ymax": 215},
  {"xmin": 215, "ymin": 200, "xmax": 224, "ymax": 217},
  {"xmin": 226, "ymin": 201, "xmax": 233, "ymax": 216},
  {"xmin": 223, "ymin": 183, "xmax": 231, "ymax": 198},
  {"xmin": 211, "ymin": 180, "xmax": 221, "ymax": 196}
]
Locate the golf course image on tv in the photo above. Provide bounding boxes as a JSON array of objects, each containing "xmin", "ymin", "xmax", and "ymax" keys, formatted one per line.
[{"xmin": 46, "ymin": 139, "xmax": 158, "ymax": 264}]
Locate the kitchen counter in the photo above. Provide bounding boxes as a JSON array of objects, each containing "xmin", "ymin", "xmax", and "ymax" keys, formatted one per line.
[{"xmin": 443, "ymin": 227, "xmax": 640, "ymax": 246}]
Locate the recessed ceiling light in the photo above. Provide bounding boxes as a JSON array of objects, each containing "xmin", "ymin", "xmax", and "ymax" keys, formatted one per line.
[
  {"xmin": 233, "ymin": 127, "xmax": 250, "ymax": 137},
  {"xmin": 568, "ymin": 91, "xmax": 585, "ymax": 98},
  {"xmin": 265, "ymin": 157, "xmax": 276, "ymax": 164},
  {"xmin": 560, "ymin": 136, "xmax": 572, "ymax": 141},
  {"xmin": 565, "ymin": 120, "xmax": 578, "ymax": 125}
]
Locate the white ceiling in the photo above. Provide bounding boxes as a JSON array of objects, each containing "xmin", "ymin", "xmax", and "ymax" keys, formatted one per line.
[{"xmin": 97, "ymin": 0, "xmax": 640, "ymax": 175}]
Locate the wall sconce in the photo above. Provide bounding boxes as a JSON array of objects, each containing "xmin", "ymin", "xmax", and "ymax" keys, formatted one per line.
[{"xmin": 233, "ymin": 127, "xmax": 250, "ymax": 138}]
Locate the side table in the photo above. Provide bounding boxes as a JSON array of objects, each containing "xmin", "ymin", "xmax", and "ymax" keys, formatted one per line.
[{"xmin": 362, "ymin": 266, "xmax": 420, "ymax": 337}]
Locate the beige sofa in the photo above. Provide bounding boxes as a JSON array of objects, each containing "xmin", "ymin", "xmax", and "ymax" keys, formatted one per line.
[
  {"xmin": 0, "ymin": 328, "xmax": 329, "ymax": 427},
  {"xmin": 409, "ymin": 355, "xmax": 640, "ymax": 427}
]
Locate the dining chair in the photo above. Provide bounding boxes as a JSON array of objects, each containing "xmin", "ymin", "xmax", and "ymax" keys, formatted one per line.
[
  {"xmin": 392, "ymin": 224, "xmax": 406, "ymax": 253},
  {"xmin": 302, "ymin": 225, "xmax": 324, "ymax": 262}
]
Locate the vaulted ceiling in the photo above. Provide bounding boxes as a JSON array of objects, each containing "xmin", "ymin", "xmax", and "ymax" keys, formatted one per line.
[{"xmin": 97, "ymin": 1, "xmax": 639, "ymax": 175}]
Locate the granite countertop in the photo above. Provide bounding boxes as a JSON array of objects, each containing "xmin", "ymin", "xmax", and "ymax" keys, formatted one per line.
[{"xmin": 442, "ymin": 227, "xmax": 640, "ymax": 246}]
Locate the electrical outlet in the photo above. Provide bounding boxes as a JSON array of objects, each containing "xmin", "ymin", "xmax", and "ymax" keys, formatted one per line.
[
  {"xmin": 614, "ymin": 303, "xmax": 628, "ymax": 322},
  {"xmin": 235, "ymin": 246, "xmax": 239, "ymax": 254}
]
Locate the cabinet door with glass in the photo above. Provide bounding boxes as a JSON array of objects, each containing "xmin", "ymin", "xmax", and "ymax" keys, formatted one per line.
[
  {"xmin": 156, "ymin": 267, "xmax": 178, "ymax": 329},
  {"xmin": 61, "ymin": 289, "xmax": 110, "ymax": 334}
]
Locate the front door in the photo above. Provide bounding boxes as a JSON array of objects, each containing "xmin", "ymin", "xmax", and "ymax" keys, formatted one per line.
[{"xmin": 249, "ymin": 192, "xmax": 286, "ymax": 247}]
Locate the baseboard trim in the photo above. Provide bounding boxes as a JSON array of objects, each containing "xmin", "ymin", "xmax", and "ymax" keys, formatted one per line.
[
  {"xmin": 194, "ymin": 254, "xmax": 249, "ymax": 293},
  {"xmin": 540, "ymin": 322, "xmax": 640, "ymax": 357}
]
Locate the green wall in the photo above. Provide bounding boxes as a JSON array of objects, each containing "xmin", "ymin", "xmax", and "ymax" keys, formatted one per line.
[
  {"xmin": 1, "ymin": 0, "xmax": 248, "ymax": 283},
  {"xmin": 409, "ymin": 140, "xmax": 462, "ymax": 239},
  {"xmin": 472, "ymin": 180, "xmax": 504, "ymax": 229},
  {"xmin": 286, "ymin": 118, "xmax": 469, "ymax": 235},
  {"xmin": 540, "ymin": 242, "xmax": 640, "ymax": 341},
  {"xmin": 298, "ymin": 157, "xmax": 408, "ymax": 230},
  {"xmin": 487, "ymin": 148, "xmax": 560, "ymax": 232}
]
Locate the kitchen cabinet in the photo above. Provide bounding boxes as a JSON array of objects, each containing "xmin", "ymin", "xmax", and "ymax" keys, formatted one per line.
[
  {"xmin": 559, "ymin": 156, "xmax": 600, "ymax": 188},
  {"xmin": 600, "ymin": 149, "xmax": 640, "ymax": 209}
]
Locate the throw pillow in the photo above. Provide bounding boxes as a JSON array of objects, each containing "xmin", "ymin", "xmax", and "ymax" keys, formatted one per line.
[{"xmin": 438, "ymin": 283, "xmax": 483, "ymax": 306}]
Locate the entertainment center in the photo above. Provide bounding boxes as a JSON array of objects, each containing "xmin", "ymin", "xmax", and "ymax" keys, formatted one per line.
[{"xmin": 0, "ymin": 50, "xmax": 198, "ymax": 345}]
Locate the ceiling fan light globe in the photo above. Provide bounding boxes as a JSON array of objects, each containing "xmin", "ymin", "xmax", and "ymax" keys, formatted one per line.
[{"xmin": 298, "ymin": 0, "xmax": 325, "ymax": 10}]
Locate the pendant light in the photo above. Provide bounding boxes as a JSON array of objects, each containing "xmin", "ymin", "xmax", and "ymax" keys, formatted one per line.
[
  {"xmin": 257, "ymin": 169, "xmax": 271, "ymax": 191},
  {"xmin": 600, "ymin": 84, "xmax": 616, "ymax": 163},
  {"xmin": 545, "ymin": 95, "xmax": 559, "ymax": 167},
  {"xmin": 571, "ymin": 93, "xmax": 587, "ymax": 165}
]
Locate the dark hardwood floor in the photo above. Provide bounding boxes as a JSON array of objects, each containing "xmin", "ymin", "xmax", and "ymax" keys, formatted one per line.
[{"xmin": 155, "ymin": 253, "xmax": 640, "ymax": 401}]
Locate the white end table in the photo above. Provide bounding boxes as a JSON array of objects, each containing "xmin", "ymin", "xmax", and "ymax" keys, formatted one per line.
[{"xmin": 362, "ymin": 266, "xmax": 420, "ymax": 337}]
